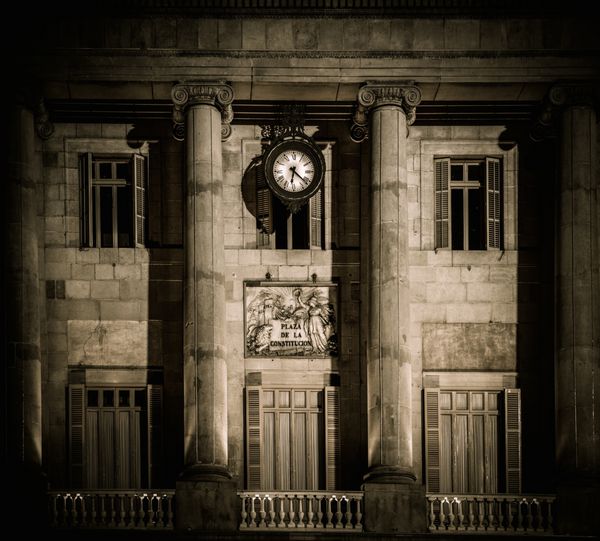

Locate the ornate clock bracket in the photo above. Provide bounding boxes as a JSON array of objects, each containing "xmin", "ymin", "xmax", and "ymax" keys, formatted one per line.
[{"xmin": 171, "ymin": 81, "xmax": 234, "ymax": 142}]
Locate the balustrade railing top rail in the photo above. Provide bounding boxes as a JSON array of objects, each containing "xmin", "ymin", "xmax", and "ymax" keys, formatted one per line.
[
  {"xmin": 426, "ymin": 493, "xmax": 556, "ymax": 534},
  {"xmin": 238, "ymin": 490, "xmax": 364, "ymax": 531},
  {"xmin": 48, "ymin": 490, "xmax": 175, "ymax": 529}
]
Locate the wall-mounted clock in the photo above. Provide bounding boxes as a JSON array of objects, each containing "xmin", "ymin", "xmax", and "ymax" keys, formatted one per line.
[{"xmin": 263, "ymin": 135, "xmax": 325, "ymax": 213}]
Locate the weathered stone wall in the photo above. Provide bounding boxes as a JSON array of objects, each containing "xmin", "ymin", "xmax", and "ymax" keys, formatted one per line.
[
  {"xmin": 39, "ymin": 119, "xmax": 552, "ymax": 492},
  {"xmin": 40, "ymin": 122, "xmax": 185, "ymax": 487}
]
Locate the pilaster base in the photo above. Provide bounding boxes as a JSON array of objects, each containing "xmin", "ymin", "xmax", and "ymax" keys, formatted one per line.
[
  {"xmin": 176, "ymin": 466, "xmax": 237, "ymax": 532},
  {"xmin": 362, "ymin": 481, "xmax": 427, "ymax": 533}
]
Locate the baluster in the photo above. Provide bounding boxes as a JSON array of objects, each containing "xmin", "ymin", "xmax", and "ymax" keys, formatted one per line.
[
  {"xmin": 75, "ymin": 493, "xmax": 84, "ymax": 527},
  {"xmin": 486, "ymin": 498, "xmax": 495, "ymax": 531},
  {"xmin": 258, "ymin": 495, "xmax": 266, "ymax": 527},
  {"xmin": 89, "ymin": 494, "xmax": 97, "ymax": 527},
  {"xmin": 497, "ymin": 497, "xmax": 505, "ymax": 531},
  {"xmin": 531, "ymin": 498, "xmax": 540, "ymax": 532},
  {"xmin": 517, "ymin": 498, "xmax": 524, "ymax": 531},
  {"xmin": 467, "ymin": 498, "xmax": 475, "ymax": 530},
  {"xmin": 299, "ymin": 495, "xmax": 307, "ymax": 528},
  {"xmin": 130, "ymin": 494, "xmax": 137, "ymax": 528},
  {"xmin": 239, "ymin": 495, "xmax": 248, "ymax": 528},
  {"xmin": 525, "ymin": 498, "xmax": 532, "ymax": 531},
  {"xmin": 119, "ymin": 494, "xmax": 127, "ymax": 527},
  {"xmin": 306, "ymin": 495, "xmax": 314, "ymax": 528},
  {"xmin": 342, "ymin": 496, "xmax": 351, "ymax": 528},
  {"xmin": 249, "ymin": 496, "xmax": 257, "ymax": 528},
  {"xmin": 456, "ymin": 498, "xmax": 465, "ymax": 530},
  {"xmin": 274, "ymin": 496, "xmax": 283, "ymax": 528},
  {"xmin": 447, "ymin": 498, "xmax": 456, "ymax": 530},
  {"xmin": 439, "ymin": 497, "xmax": 448, "ymax": 530},
  {"xmin": 324, "ymin": 495, "xmax": 333, "ymax": 528},
  {"xmin": 334, "ymin": 496, "xmax": 342, "ymax": 528},
  {"xmin": 289, "ymin": 495, "xmax": 296, "ymax": 528},
  {"xmin": 355, "ymin": 497, "xmax": 363, "ymax": 531},
  {"xmin": 427, "ymin": 497, "xmax": 436, "ymax": 530},
  {"xmin": 475, "ymin": 497, "xmax": 484, "ymax": 531},
  {"xmin": 167, "ymin": 495, "xmax": 175, "ymax": 529},
  {"xmin": 149, "ymin": 493, "xmax": 157, "ymax": 528},
  {"xmin": 316, "ymin": 495, "xmax": 324, "ymax": 528},
  {"xmin": 267, "ymin": 495, "xmax": 275, "ymax": 528}
]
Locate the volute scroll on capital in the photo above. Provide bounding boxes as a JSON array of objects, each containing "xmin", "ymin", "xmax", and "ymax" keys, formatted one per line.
[
  {"xmin": 530, "ymin": 82, "xmax": 598, "ymax": 142},
  {"xmin": 171, "ymin": 82, "xmax": 234, "ymax": 142},
  {"xmin": 351, "ymin": 82, "xmax": 422, "ymax": 143}
]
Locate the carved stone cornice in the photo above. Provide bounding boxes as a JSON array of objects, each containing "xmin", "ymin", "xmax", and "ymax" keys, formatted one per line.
[
  {"xmin": 530, "ymin": 83, "xmax": 598, "ymax": 142},
  {"xmin": 351, "ymin": 82, "xmax": 422, "ymax": 143},
  {"xmin": 171, "ymin": 81, "xmax": 234, "ymax": 142}
]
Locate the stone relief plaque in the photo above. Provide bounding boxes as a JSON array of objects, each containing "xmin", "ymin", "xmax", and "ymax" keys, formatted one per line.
[{"xmin": 244, "ymin": 281, "xmax": 338, "ymax": 358}]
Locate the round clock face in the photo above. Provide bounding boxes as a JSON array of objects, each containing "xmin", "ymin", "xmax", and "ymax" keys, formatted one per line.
[{"xmin": 263, "ymin": 138, "xmax": 325, "ymax": 203}]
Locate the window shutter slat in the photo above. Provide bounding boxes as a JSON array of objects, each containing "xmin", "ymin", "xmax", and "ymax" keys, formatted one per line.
[
  {"xmin": 246, "ymin": 386, "xmax": 263, "ymax": 490},
  {"xmin": 256, "ymin": 161, "xmax": 273, "ymax": 237},
  {"xmin": 434, "ymin": 158, "xmax": 451, "ymax": 249},
  {"xmin": 133, "ymin": 154, "xmax": 147, "ymax": 247},
  {"xmin": 69, "ymin": 384, "xmax": 85, "ymax": 488},
  {"xmin": 79, "ymin": 153, "xmax": 93, "ymax": 248},
  {"xmin": 486, "ymin": 157, "xmax": 501, "ymax": 250},
  {"xmin": 309, "ymin": 186, "xmax": 324, "ymax": 249},
  {"xmin": 324, "ymin": 386, "xmax": 340, "ymax": 491},
  {"xmin": 147, "ymin": 384, "xmax": 163, "ymax": 487},
  {"xmin": 504, "ymin": 388, "xmax": 521, "ymax": 493},
  {"xmin": 425, "ymin": 389, "xmax": 441, "ymax": 492}
]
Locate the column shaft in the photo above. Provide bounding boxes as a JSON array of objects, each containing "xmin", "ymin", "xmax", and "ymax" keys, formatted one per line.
[
  {"xmin": 183, "ymin": 103, "xmax": 228, "ymax": 476},
  {"xmin": 555, "ymin": 101, "xmax": 600, "ymax": 535},
  {"xmin": 6, "ymin": 105, "xmax": 42, "ymax": 473},
  {"xmin": 367, "ymin": 104, "xmax": 414, "ymax": 481},
  {"xmin": 557, "ymin": 104, "xmax": 600, "ymax": 476}
]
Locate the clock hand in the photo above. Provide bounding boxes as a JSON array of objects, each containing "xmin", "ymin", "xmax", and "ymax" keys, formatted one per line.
[{"xmin": 290, "ymin": 167, "xmax": 305, "ymax": 183}]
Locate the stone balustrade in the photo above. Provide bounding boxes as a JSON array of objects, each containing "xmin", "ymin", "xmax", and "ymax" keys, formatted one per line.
[
  {"xmin": 426, "ymin": 493, "xmax": 555, "ymax": 533},
  {"xmin": 48, "ymin": 490, "xmax": 175, "ymax": 529},
  {"xmin": 238, "ymin": 491, "xmax": 363, "ymax": 531}
]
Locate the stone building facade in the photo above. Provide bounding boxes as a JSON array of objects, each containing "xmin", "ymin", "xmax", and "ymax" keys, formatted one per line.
[{"xmin": 3, "ymin": 1, "xmax": 599, "ymax": 537}]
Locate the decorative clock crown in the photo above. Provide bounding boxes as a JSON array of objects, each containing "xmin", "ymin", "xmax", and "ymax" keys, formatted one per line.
[{"xmin": 260, "ymin": 103, "xmax": 308, "ymax": 144}]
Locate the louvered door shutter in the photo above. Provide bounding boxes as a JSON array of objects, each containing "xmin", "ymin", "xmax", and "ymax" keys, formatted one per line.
[
  {"xmin": 133, "ymin": 154, "xmax": 147, "ymax": 247},
  {"xmin": 309, "ymin": 187, "xmax": 323, "ymax": 249},
  {"xmin": 69, "ymin": 384, "xmax": 86, "ymax": 487},
  {"xmin": 147, "ymin": 385, "xmax": 163, "ymax": 487},
  {"xmin": 504, "ymin": 388, "xmax": 521, "ymax": 493},
  {"xmin": 486, "ymin": 157, "xmax": 501, "ymax": 249},
  {"xmin": 424, "ymin": 389, "xmax": 441, "ymax": 492},
  {"xmin": 79, "ymin": 153, "xmax": 93, "ymax": 248},
  {"xmin": 256, "ymin": 161, "xmax": 273, "ymax": 236},
  {"xmin": 434, "ymin": 158, "xmax": 451, "ymax": 249},
  {"xmin": 324, "ymin": 386, "xmax": 340, "ymax": 491},
  {"xmin": 246, "ymin": 386, "xmax": 263, "ymax": 490}
]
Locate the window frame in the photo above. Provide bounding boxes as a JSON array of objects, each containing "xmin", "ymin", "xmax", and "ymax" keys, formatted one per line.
[
  {"xmin": 424, "ymin": 379, "xmax": 521, "ymax": 495},
  {"xmin": 420, "ymin": 140, "xmax": 517, "ymax": 252},
  {"xmin": 435, "ymin": 156, "xmax": 502, "ymax": 251},
  {"xmin": 68, "ymin": 383, "xmax": 163, "ymax": 489},
  {"xmin": 79, "ymin": 152, "xmax": 148, "ymax": 249}
]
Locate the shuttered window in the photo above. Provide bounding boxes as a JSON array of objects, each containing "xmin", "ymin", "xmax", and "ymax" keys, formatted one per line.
[
  {"xmin": 245, "ymin": 386, "xmax": 339, "ymax": 491},
  {"xmin": 425, "ymin": 388, "xmax": 521, "ymax": 494},
  {"xmin": 79, "ymin": 153, "xmax": 148, "ymax": 248},
  {"xmin": 434, "ymin": 157, "xmax": 502, "ymax": 250},
  {"xmin": 68, "ymin": 385, "xmax": 162, "ymax": 488}
]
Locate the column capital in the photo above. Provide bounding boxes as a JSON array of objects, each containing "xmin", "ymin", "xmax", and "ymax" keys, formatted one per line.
[
  {"xmin": 530, "ymin": 82, "xmax": 598, "ymax": 142},
  {"xmin": 351, "ymin": 81, "xmax": 422, "ymax": 142},
  {"xmin": 171, "ymin": 81, "xmax": 234, "ymax": 142}
]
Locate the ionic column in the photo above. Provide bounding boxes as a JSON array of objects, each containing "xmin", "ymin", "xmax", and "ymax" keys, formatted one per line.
[
  {"xmin": 552, "ymin": 84, "xmax": 600, "ymax": 535},
  {"xmin": 353, "ymin": 83, "xmax": 426, "ymax": 533},
  {"xmin": 171, "ymin": 82, "xmax": 234, "ymax": 480},
  {"xmin": 5, "ymin": 101, "xmax": 46, "ymax": 520}
]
